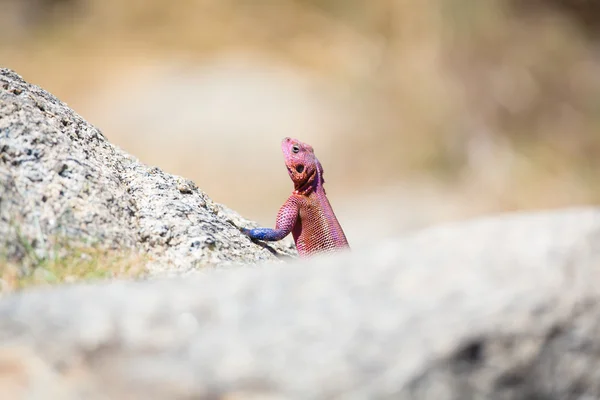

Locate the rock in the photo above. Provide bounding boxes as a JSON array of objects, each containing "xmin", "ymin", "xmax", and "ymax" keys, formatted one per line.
[
  {"xmin": 0, "ymin": 68, "xmax": 296, "ymax": 275},
  {"xmin": 1, "ymin": 208, "xmax": 600, "ymax": 399}
]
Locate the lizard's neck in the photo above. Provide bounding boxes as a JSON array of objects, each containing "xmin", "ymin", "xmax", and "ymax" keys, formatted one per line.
[{"xmin": 293, "ymin": 163, "xmax": 325, "ymax": 196}]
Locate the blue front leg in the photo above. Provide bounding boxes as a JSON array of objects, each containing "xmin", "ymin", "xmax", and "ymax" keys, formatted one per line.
[
  {"xmin": 241, "ymin": 227, "xmax": 289, "ymax": 241},
  {"xmin": 241, "ymin": 196, "xmax": 299, "ymax": 243}
]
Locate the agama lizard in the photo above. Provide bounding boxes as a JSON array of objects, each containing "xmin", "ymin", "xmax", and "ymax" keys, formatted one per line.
[{"xmin": 241, "ymin": 137, "xmax": 350, "ymax": 257}]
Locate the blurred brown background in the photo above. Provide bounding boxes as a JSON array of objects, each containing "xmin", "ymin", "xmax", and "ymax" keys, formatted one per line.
[{"xmin": 2, "ymin": 0, "xmax": 600, "ymax": 245}]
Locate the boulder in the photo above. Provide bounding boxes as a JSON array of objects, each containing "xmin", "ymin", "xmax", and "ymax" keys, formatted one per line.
[
  {"xmin": 0, "ymin": 68, "xmax": 296, "ymax": 276},
  {"xmin": 1, "ymin": 208, "xmax": 600, "ymax": 398}
]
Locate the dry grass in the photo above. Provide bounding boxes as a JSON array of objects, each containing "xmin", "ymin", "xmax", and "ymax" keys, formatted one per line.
[
  {"xmin": 1, "ymin": 0, "xmax": 600, "ymax": 223},
  {"xmin": 0, "ymin": 244, "xmax": 147, "ymax": 294}
]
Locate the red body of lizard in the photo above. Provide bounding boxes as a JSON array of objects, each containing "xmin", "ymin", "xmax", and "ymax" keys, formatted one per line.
[{"xmin": 241, "ymin": 137, "xmax": 350, "ymax": 257}]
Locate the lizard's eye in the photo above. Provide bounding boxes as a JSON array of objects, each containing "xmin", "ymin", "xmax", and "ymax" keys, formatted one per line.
[
  {"xmin": 292, "ymin": 145, "xmax": 300, "ymax": 154},
  {"xmin": 295, "ymin": 165, "xmax": 304, "ymax": 173}
]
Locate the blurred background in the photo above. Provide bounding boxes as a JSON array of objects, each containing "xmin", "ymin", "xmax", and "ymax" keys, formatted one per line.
[{"xmin": 2, "ymin": 0, "xmax": 600, "ymax": 246}]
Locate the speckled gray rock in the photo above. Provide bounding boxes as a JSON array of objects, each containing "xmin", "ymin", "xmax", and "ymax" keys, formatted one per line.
[
  {"xmin": 1, "ymin": 208, "xmax": 600, "ymax": 399},
  {"xmin": 0, "ymin": 68, "xmax": 296, "ymax": 274}
]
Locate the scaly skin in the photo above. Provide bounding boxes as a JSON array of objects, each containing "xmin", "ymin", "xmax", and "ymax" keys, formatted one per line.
[{"xmin": 242, "ymin": 137, "xmax": 350, "ymax": 257}]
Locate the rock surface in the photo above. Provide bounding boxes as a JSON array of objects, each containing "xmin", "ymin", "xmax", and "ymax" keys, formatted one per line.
[
  {"xmin": 0, "ymin": 68, "xmax": 296, "ymax": 275},
  {"xmin": 1, "ymin": 208, "xmax": 600, "ymax": 399}
]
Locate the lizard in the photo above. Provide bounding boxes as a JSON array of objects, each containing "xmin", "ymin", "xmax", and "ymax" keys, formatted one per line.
[{"xmin": 241, "ymin": 137, "xmax": 350, "ymax": 257}]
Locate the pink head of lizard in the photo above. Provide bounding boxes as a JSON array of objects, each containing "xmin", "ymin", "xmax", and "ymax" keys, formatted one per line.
[{"xmin": 281, "ymin": 137, "xmax": 324, "ymax": 195}]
